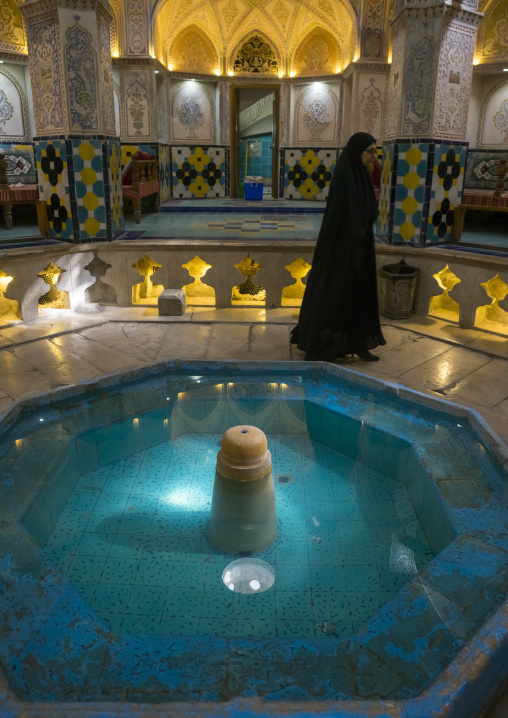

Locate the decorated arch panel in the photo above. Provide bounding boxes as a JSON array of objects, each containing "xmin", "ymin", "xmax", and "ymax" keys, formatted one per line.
[
  {"xmin": 291, "ymin": 27, "xmax": 342, "ymax": 75},
  {"xmin": 169, "ymin": 25, "xmax": 219, "ymax": 74}
]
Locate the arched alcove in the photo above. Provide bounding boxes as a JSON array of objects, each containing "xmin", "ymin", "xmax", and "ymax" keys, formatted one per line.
[
  {"xmin": 476, "ymin": 0, "xmax": 508, "ymax": 63},
  {"xmin": 229, "ymin": 32, "xmax": 281, "ymax": 76},
  {"xmin": 0, "ymin": 0, "xmax": 26, "ymax": 53},
  {"xmin": 169, "ymin": 25, "xmax": 219, "ymax": 74},
  {"xmin": 478, "ymin": 79, "xmax": 508, "ymax": 147},
  {"xmin": 0, "ymin": 69, "xmax": 29, "ymax": 141},
  {"xmin": 291, "ymin": 28, "xmax": 342, "ymax": 76}
]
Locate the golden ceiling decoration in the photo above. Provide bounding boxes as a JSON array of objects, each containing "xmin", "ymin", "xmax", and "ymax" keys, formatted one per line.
[{"xmin": 233, "ymin": 34, "xmax": 279, "ymax": 73}]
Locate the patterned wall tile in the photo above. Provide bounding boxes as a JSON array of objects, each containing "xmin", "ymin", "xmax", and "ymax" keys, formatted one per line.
[
  {"xmin": 0, "ymin": 143, "xmax": 36, "ymax": 185},
  {"xmin": 72, "ymin": 139, "xmax": 107, "ymax": 240},
  {"xmin": 158, "ymin": 144, "xmax": 171, "ymax": 203},
  {"xmin": 107, "ymin": 139, "xmax": 124, "ymax": 237},
  {"xmin": 36, "ymin": 140, "xmax": 73, "ymax": 239},
  {"xmin": 376, "ymin": 143, "xmax": 395, "ymax": 241},
  {"xmin": 171, "ymin": 146, "xmax": 226, "ymax": 199},
  {"xmin": 392, "ymin": 143, "xmax": 429, "ymax": 246},
  {"xmin": 464, "ymin": 150, "xmax": 508, "ymax": 191},
  {"xmin": 426, "ymin": 144, "xmax": 467, "ymax": 245},
  {"xmin": 282, "ymin": 148, "xmax": 336, "ymax": 201}
]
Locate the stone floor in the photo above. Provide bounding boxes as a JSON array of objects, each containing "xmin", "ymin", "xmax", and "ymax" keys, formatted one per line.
[
  {"xmin": 0, "ymin": 305, "xmax": 508, "ymax": 716},
  {"xmin": 1, "ymin": 306, "xmax": 508, "ymax": 448}
]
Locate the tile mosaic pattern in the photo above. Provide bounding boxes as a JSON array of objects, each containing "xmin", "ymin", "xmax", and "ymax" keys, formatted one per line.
[
  {"xmin": 0, "ymin": 143, "xmax": 36, "ymax": 185},
  {"xmin": 376, "ymin": 143, "xmax": 394, "ymax": 241},
  {"xmin": 392, "ymin": 143, "xmax": 429, "ymax": 246},
  {"xmin": 72, "ymin": 139, "xmax": 107, "ymax": 240},
  {"xmin": 117, "ymin": 211, "xmax": 323, "ymax": 242},
  {"xmin": 426, "ymin": 144, "xmax": 467, "ymax": 245},
  {"xmin": 38, "ymin": 424, "xmax": 432, "ymax": 640},
  {"xmin": 282, "ymin": 148, "xmax": 337, "ymax": 201},
  {"xmin": 377, "ymin": 140, "xmax": 467, "ymax": 246},
  {"xmin": 171, "ymin": 146, "xmax": 227, "ymax": 199},
  {"xmin": 35, "ymin": 139, "xmax": 73, "ymax": 239},
  {"xmin": 158, "ymin": 143, "xmax": 171, "ymax": 203},
  {"xmin": 107, "ymin": 139, "xmax": 124, "ymax": 238}
]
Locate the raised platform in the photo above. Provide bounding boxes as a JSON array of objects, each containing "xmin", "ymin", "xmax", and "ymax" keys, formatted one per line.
[{"xmin": 160, "ymin": 198, "xmax": 326, "ymax": 213}]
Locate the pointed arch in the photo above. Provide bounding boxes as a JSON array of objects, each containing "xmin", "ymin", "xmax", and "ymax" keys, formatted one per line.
[
  {"xmin": 291, "ymin": 27, "xmax": 342, "ymax": 76},
  {"xmin": 229, "ymin": 30, "xmax": 281, "ymax": 75},
  {"xmin": 169, "ymin": 24, "xmax": 219, "ymax": 74},
  {"xmin": 477, "ymin": 0, "xmax": 508, "ymax": 63},
  {"xmin": 0, "ymin": 0, "xmax": 26, "ymax": 53}
]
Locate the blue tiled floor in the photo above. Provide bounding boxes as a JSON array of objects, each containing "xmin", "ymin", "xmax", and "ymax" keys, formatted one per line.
[{"xmin": 44, "ymin": 433, "xmax": 433, "ymax": 639}]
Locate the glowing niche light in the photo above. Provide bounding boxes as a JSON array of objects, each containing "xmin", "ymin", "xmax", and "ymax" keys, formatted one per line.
[{"xmin": 222, "ymin": 559, "xmax": 275, "ymax": 594}]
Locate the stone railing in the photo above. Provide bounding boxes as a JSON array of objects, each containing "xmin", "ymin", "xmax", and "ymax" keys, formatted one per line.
[{"xmin": 0, "ymin": 241, "xmax": 507, "ymax": 339}]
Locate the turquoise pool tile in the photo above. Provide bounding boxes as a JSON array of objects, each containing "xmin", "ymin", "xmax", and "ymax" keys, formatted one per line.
[
  {"xmin": 305, "ymin": 499, "xmax": 336, "ymax": 520},
  {"xmin": 85, "ymin": 509, "xmax": 121, "ymax": 534},
  {"xmin": 127, "ymin": 585, "xmax": 168, "ymax": 615},
  {"xmin": 198, "ymin": 615, "xmax": 238, "ymax": 637},
  {"xmin": 360, "ymin": 425, "xmax": 386, "ymax": 472},
  {"xmin": 100, "ymin": 612, "xmax": 124, "ymax": 633},
  {"xmin": 90, "ymin": 583, "xmax": 133, "ymax": 613},
  {"xmin": 311, "ymin": 590, "xmax": 350, "ymax": 622},
  {"xmin": 306, "ymin": 518, "xmax": 338, "ymax": 541},
  {"xmin": 101, "ymin": 556, "xmax": 140, "ymax": 584},
  {"xmin": 108, "ymin": 454, "xmax": 144, "ymax": 477},
  {"xmin": 121, "ymin": 614, "xmax": 161, "ymax": 635},
  {"xmin": 96, "ymin": 423, "xmax": 124, "ymax": 467},
  {"xmin": 159, "ymin": 613, "xmax": 199, "ymax": 635},
  {"xmin": 275, "ymin": 498, "xmax": 307, "ymax": 520},
  {"xmin": 67, "ymin": 554, "xmax": 107, "ymax": 583},
  {"xmin": 276, "ymin": 562, "xmax": 311, "ymax": 591},
  {"xmin": 340, "ymin": 540, "xmax": 378, "ymax": 567},
  {"xmin": 109, "ymin": 534, "xmax": 148, "ymax": 559},
  {"xmin": 310, "ymin": 564, "xmax": 346, "ymax": 591},
  {"xmin": 275, "ymin": 540, "xmax": 308, "ymax": 565},
  {"xmin": 103, "ymin": 474, "xmax": 137, "ymax": 493},
  {"xmin": 348, "ymin": 590, "xmax": 387, "ymax": 627},
  {"xmin": 117, "ymin": 513, "xmax": 154, "ymax": 535},
  {"xmin": 70, "ymin": 580, "xmax": 96, "ymax": 603},
  {"xmin": 276, "ymin": 590, "xmax": 311, "ymax": 620},
  {"xmin": 307, "ymin": 538, "xmax": 341, "ymax": 564},
  {"xmin": 338, "ymin": 519, "xmax": 372, "ymax": 543},
  {"xmin": 171, "ymin": 561, "xmax": 208, "ymax": 588},
  {"xmin": 75, "ymin": 532, "xmax": 115, "ymax": 557},
  {"xmin": 315, "ymin": 619, "xmax": 353, "ymax": 638},
  {"xmin": 165, "ymin": 587, "xmax": 204, "ymax": 616},
  {"xmin": 75, "ymin": 432, "xmax": 99, "ymax": 475},
  {"xmin": 134, "ymin": 558, "xmax": 173, "ymax": 586},
  {"xmin": 279, "ymin": 519, "xmax": 308, "ymax": 542},
  {"xmin": 45, "ymin": 528, "xmax": 83, "ymax": 556},
  {"xmin": 143, "ymin": 409, "xmax": 167, "ymax": 449},
  {"xmin": 382, "ymin": 436, "xmax": 410, "ymax": 480},
  {"xmin": 74, "ymin": 467, "xmax": 111, "ymax": 490},
  {"xmin": 94, "ymin": 492, "xmax": 130, "ymax": 514},
  {"xmin": 343, "ymin": 565, "xmax": 382, "ymax": 592},
  {"xmin": 339, "ymin": 429, "xmax": 362, "ymax": 460},
  {"xmin": 277, "ymin": 619, "xmax": 315, "ymax": 638},
  {"xmin": 119, "ymin": 419, "xmax": 145, "ymax": 457}
]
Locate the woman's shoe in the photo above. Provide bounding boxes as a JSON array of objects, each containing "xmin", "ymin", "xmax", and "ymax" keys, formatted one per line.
[{"xmin": 357, "ymin": 350, "xmax": 380, "ymax": 362}]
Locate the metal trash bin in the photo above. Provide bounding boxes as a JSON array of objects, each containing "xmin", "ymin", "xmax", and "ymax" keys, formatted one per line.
[{"xmin": 378, "ymin": 259, "xmax": 419, "ymax": 319}]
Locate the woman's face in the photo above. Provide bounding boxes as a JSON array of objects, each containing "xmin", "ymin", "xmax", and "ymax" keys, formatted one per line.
[{"xmin": 361, "ymin": 142, "xmax": 377, "ymax": 171}]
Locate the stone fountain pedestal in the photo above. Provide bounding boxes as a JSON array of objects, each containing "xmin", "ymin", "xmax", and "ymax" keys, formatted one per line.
[{"xmin": 209, "ymin": 425, "xmax": 277, "ymax": 555}]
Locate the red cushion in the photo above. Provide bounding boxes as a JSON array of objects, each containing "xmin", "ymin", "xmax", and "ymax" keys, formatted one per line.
[{"xmin": 122, "ymin": 150, "xmax": 153, "ymax": 185}]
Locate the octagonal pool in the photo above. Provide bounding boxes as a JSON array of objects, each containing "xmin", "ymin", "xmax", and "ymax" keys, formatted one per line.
[{"xmin": 0, "ymin": 360, "xmax": 507, "ymax": 718}]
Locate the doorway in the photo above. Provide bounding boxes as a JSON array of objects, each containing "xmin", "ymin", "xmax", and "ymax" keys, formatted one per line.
[{"xmin": 230, "ymin": 84, "xmax": 280, "ymax": 199}]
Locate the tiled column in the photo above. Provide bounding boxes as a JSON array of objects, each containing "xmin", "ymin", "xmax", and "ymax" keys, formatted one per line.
[
  {"xmin": 21, "ymin": 0, "xmax": 123, "ymax": 242},
  {"xmin": 380, "ymin": 0, "xmax": 482, "ymax": 246}
]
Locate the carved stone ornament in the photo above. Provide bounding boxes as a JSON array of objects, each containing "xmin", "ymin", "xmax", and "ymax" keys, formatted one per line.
[{"xmin": 233, "ymin": 35, "xmax": 278, "ymax": 74}]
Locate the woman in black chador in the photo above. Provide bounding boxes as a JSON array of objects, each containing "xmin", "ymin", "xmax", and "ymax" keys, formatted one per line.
[{"xmin": 290, "ymin": 132, "xmax": 386, "ymax": 362}]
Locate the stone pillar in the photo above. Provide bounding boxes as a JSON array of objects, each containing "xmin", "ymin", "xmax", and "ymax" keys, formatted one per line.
[
  {"xmin": 341, "ymin": 63, "xmax": 390, "ymax": 142},
  {"xmin": 21, "ymin": 0, "xmax": 123, "ymax": 242},
  {"xmin": 378, "ymin": 0, "xmax": 482, "ymax": 246}
]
